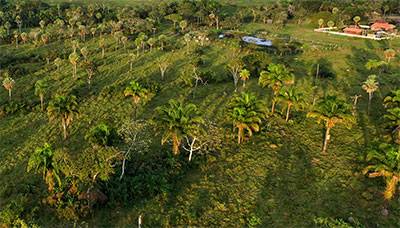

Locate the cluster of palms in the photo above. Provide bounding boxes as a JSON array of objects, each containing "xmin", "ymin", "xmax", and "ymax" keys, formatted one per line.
[{"xmin": 363, "ymin": 90, "xmax": 400, "ymax": 200}]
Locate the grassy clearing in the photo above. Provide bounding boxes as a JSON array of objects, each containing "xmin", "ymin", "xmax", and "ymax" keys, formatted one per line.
[{"xmin": 1, "ymin": 19, "xmax": 400, "ymax": 227}]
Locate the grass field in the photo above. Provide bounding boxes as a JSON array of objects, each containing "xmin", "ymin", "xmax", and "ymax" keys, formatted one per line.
[{"xmin": 1, "ymin": 17, "xmax": 400, "ymax": 226}]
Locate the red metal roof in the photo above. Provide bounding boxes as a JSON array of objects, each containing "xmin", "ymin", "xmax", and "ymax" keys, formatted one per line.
[
  {"xmin": 343, "ymin": 27, "xmax": 363, "ymax": 35},
  {"xmin": 371, "ymin": 22, "xmax": 396, "ymax": 31}
]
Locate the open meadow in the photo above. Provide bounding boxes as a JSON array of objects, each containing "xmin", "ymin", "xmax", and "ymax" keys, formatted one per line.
[{"xmin": 1, "ymin": 0, "xmax": 400, "ymax": 227}]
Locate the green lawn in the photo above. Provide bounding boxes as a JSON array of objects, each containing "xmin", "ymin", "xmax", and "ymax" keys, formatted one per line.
[{"xmin": 1, "ymin": 20, "xmax": 400, "ymax": 227}]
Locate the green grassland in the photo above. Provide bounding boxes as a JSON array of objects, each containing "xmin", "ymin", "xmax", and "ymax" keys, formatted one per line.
[{"xmin": 1, "ymin": 17, "xmax": 400, "ymax": 227}]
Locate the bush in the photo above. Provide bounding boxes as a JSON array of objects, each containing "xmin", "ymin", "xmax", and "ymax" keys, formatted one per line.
[{"xmin": 86, "ymin": 123, "xmax": 119, "ymax": 147}]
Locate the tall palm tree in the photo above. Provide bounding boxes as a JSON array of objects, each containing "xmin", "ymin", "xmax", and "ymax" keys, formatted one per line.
[
  {"xmin": 364, "ymin": 143, "xmax": 400, "ymax": 200},
  {"xmin": 82, "ymin": 60, "xmax": 98, "ymax": 89},
  {"xmin": 228, "ymin": 93, "xmax": 265, "ymax": 144},
  {"xmin": 35, "ymin": 80, "xmax": 48, "ymax": 111},
  {"xmin": 124, "ymin": 81, "xmax": 148, "ymax": 119},
  {"xmin": 54, "ymin": 58, "xmax": 63, "ymax": 71},
  {"xmin": 27, "ymin": 143, "xmax": 62, "ymax": 192},
  {"xmin": 147, "ymin": 38, "xmax": 156, "ymax": 51},
  {"xmin": 384, "ymin": 49, "xmax": 396, "ymax": 63},
  {"xmin": 3, "ymin": 76, "xmax": 15, "ymax": 101},
  {"xmin": 69, "ymin": 52, "xmax": 80, "ymax": 78},
  {"xmin": 259, "ymin": 64, "xmax": 294, "ymax": 114},
  {"xmin": 158, "ymin": 34, "xmax": 167, "ymax": 50},
  {"xmin": 278, "ymin": 86, "xmax": 303, "ymax": 121},
  {"xmin": 48, "ymin": 95, "xmax": 79, "ymax": 140},
  {"xmin": 155, "ymin": 99, "xmax": 204, "ymax": 155},
  {"xmin": 240, "ymin": 69, "xmax": 250, "ymax": 88},
  {"xmin": 307, "ymin": 96, "xmax": 354, "ymax": 153},
  {"xmin": 362, "ymin": 75, "xmax": 379, "ymax": 114},
  {"xmin": 80, "ymin": 47, "xmax": 89, "ymax": 60}
]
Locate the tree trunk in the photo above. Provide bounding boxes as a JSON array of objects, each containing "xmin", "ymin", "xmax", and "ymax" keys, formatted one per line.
[
  {"xmin": 133, "ymin": 105, "xmax": 137, "ymax": 120},
  {"xmin": 172, "ymin": 134, "xmax": 180, "ymax": 155},
  {"xmin": 368, "ymin": 92, "xmax": 372, "ymax": 115},
  {"xmin": 237, "ymin": 127, "xmax": 243, "ymax": 144},
  {"xmin": 40, "ymin": 94, "xmax": 44, "ymax": 111},
  {"xmin": 188, "ymin": 138, "xmax": 196, "ymax": 162},
  {"xmin": 130, "ymin": 62, "xmax": 133, "ymax": 71},
  {"xmin": 322, "ymin": 127, "xmax": 331, "ymax": 153},
  {"xmin": 285, "ymin": 104, "xmax": 292, "ymax": 122},
  {"xmin": 315, "ymin": 63, "xmax": 320, "ymax": 83},
  {"xmin": 8, "ymin": 89, "xmax": 11, "ymax": 101},
  {"xmin": 271, "ymin": 99, "xmax": 276, "ymax": 114},
  {"xmin": 74, "ymin": 64, "xmax": 77, "ymax": 78},
  {"xmin": 161, "ymin": 69, "xmax": 165, "ymax": 80},
  {"xmin": 102, "ymin": 48, "xmax": 105, "ymax": 58},
  {"xmin": 62, "ymin": 118, "xmax": 67, "ymax": 140}
]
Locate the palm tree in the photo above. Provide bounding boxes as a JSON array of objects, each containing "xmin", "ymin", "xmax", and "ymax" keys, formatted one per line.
[
  {"xmin": 157, "ymin": 56, "xmax": 170, "ymax": 80},
  {"xmin": 147, "ymin": 37, "xmax": 156, "ymax": 51},
  {"xmin": 3, "ymin": 75, "xmax": 15, "ymax": 101},
  {"xmin": 15, "ymin": 15, "xmax": 22, "ymax": 33},
  {"xmin": 327, "ymin": 21, "xmax": 335, "ymax": 28},
  {"xmin": 35, "ymin": 80, "xmax": 48, "ymax": 111},
  {"xmin": 259, "ymin": 64, "xmax": 294, "ymax": 114},
  {"xmin": 82, "ymin": 60, "xmax": 98, "ymax": 89},
  {"xmin": 240, "ymin": 69, "xmax": 250, "ymax": 88},
  {"xmin": 47, "ymin": 95, "xmax": 79, "ymax": 140},
  {"xmin": 129, "ymin": 53, "xmax": 136, "ymax": 71},
  {"xmin": 179, "ymin": 20, "xmax": 188, "ymax": 32},
  {"xmin": 69, "ymin": 52, "xmax": 80, "ymax": 78},
  {"xmin": 384, "ymin": 49, "xmax": 396, "ymax": 63},
  {"xmin": 362, "ymin": 75, "xmax": 379, "ymax": 114},
  {"xmin": 27, "ymin": 143, "xmax": 62, "ymax": 192},
  {"xmin": 278, "ymin": 86, "xmax": 303, "ymax": 121},
  {"xmin": 318, "ymin": 18, "xmax": 324, "ymax": 28},
  {"xmin": 124, "ymin": 80, "xmax": 148, "ymax": 119},
  {"xmin": 80, "ymin": 47, "xmax": 89, "ymax": 60},
  {"xmin": 228, "ymin": 93, "xmax": 265, "ymax": 144},
  {"xmin": 363, "ymin": 143, "xmax": 400, "ymax": 200},
  {"xmin": 158, "ymin": 34, "xmax": 167, "ymax": 50},
  {"xmin": 54, "ymin": 58, "xmax": 63, "ymax": 71},
  {"xmin": 155, "ymin": 99, "xmax": 203, "ymax": 155},
  {"xmin": 307, "ymin": 96, "xmax": 354, "ymax": 153},
  {"xmin": 121, "ymin": 36, "xmax": 128, "ymax": 49},
  {"xmin": 353, "ymin": 16, "xmax": 361, "ymax": 26}
]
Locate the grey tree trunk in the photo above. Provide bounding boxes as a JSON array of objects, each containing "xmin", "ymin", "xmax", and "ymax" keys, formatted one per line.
[{"xmin": 322, "ymin": 127, "xmax": 331, "ymax": 153}]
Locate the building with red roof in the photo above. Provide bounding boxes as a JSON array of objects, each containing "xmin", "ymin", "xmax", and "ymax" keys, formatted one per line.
[
  {"xmin": 371, "ymin": 21, "xmax": 396, "ymax": 32},
  {"xmin": 343, "ymin": 26, "xmax": 363, "ymax": 35}
]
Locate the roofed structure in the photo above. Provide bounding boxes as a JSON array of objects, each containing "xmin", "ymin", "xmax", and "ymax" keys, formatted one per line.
[
  {"xmin": 242, "ymin": 36, "xmax": 272, "ymax": 47},
  {"xmin": 371, "ymin": 21, "xmax": 396, "ymax": 32},
  {"xmin": 343, "ymin": 26, "xmax": 363, "ymax": 35}
]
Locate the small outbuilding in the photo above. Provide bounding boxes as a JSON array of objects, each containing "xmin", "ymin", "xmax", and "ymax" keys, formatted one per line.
[
  {"xmin": 343, "ymin": 26, "xmax": 363, "ymax": 35},
  {"xmin": 242, "ymin": 36, "xmax": 273, "ymax": 47}
]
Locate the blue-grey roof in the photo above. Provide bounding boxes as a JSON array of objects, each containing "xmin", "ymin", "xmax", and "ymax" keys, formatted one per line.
[{"xmin": 242, "ymin": 36, "xmax": 273, "ymax": 47}]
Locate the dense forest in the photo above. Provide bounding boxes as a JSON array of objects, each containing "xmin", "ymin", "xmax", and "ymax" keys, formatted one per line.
[{"xmin": 1, "ymin": 0, "xmax": 400, "ymax": 227}]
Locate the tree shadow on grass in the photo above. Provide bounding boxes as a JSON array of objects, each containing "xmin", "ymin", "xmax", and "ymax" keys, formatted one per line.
[{"xmin": 253, "ymin": 121, "xmax": 384, "ymax": 227}]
